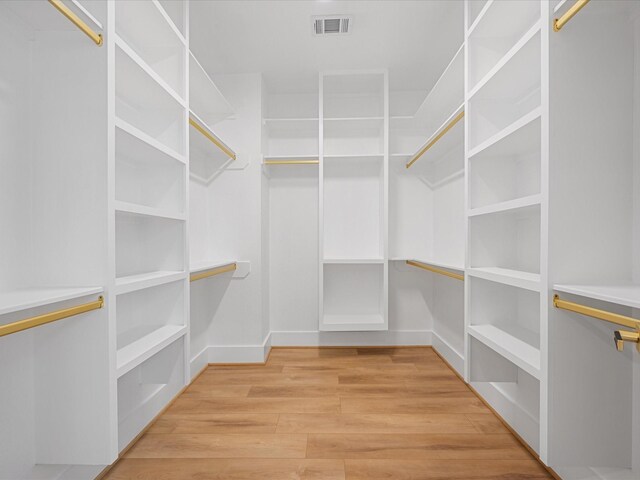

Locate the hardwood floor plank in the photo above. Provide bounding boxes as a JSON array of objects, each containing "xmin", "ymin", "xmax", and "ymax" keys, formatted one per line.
[
  {"xmin": 207, "ymin": 365, "xmax": 285, "ymax": 373},
  {"xmin": 125, "ymin": 433, "xmax": 308, "ymax": 459},
  {"xmin": 147, "ymin": 414, "xmax": 280, "ymax": 434},
  {"xmin": 340, "ymin": 396, "xmax": 488, "ymax": 414},
  {"xmin": 198, "ymin": 372, "xmax": 339, "ymax": 385},
  {"xmin": 106, "ymin": 458, "xmax": 346, "ymax": 480},
  {"xmin": 338, "ymin": 372, "xmax": 456, "ymax": 384},
  {"xmin": 465, "ymin": 413, "xmax": 510, "ymax": 434},
  {"xmin": 276, "ymin": 413, "xmax": 478, "ymax": 434},
  {"xmin": 307, "ymin": 433, "xmax": 532, "ymax": 459},
  {"xmin": 336, "ymin": 383, "xmax": 471, "ymax": 397},
  {"xmin": 269, "ymin": 348, "xmax": 359, "ymax": 359},
  {"xmin": 281, "ymin": 364, "xmax": 419, "ymax": 374},
  {"xmin": 345, "ymin": 459, "xmax": 551, "ymax": 479},
  {"xmin": 356, "ymin": 347, "xmax": 435, "ymax": 356},
  {"xmin": 247, "ymin": 383, "xmax": 473, "ymax": 399},
  {"xmin": 167, "ymin": 396, "xmax": 341, "ymax": 414},
  {"xmin": 267, "ymin": 355, "xmax": 395, "ymax": 367},
  {"xmin": 182, "ymin": 384, "xmax": 252, "ymax": 398}
]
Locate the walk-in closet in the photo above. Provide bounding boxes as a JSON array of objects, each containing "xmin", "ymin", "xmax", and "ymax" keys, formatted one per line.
[{"xmin": 0, "ymin": 1, "xmax": 638, "ymax": 479}]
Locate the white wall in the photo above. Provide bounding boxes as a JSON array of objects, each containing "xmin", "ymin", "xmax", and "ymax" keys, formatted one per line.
[{"xmin": 190, "ymin": 73, "xmax": 268, "ymax": 359}]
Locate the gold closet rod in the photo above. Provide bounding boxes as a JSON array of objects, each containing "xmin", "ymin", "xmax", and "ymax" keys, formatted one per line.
[
  {"xmin": 189, "ymin": 117, "xmax": 237, "ymax": 161},
  {"xmin": 264, "ymin": 159, "xmax": 319, "ymax": 165},
  {"xmin": 553, "ymin": 295, "xmax": 640, "ymax": 330},
  {"xmin": 406, "ymin": 260, "xmax": 464, "ymax": 281},
  {"xmin": 554, "ymin": 294, "xmax": 640, "ymax": 351},
  {"xmin": 190, "ymin": 263, "xmax": 237, "ymax": 282},
  {"xmin": 0, "ymin": 296, "xmax": 104, "ymax": 338},
  {"xmin": 406, "ymin": 110, "xmax": 464, "ymax": 169},
  {"xmin": 48, "ymin": 0, "xmax": 103, "ymax": 46},
  {"xmin": 554, "ymin": 0, "xmax": 590, "ymax": 32}
]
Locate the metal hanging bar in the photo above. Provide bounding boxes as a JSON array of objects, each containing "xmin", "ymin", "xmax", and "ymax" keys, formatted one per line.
[
  {"xmin": 264, "ymin": 159, "xmax": 319, "ymax": 165},
  {"xmin": 554, "ymin": 294, "xmax": 640, "ymax": 352},
  {"xmin": 406, "ymin": 260, "xmax": 464, "ymax": 281},
  {"xmin": 553, "ymin": 0, "xmax": 590, "ymax": 32},
  {"xmin": 0, "ymin": 296, "xmax": 104, "ymax": 338},
  {"xmin": 190, "ymin": 263, "xmax": 237, "ymax": 282},
  {"xmin": 48, "ymin": 0, "xmax": 103, "ymax": 46},
  {"xmin": 406, "ymin": 109, "xmax": 464, "ymax": 169},
  {"xmin": 189, "ymin": 117, "xmax": 237, "ymax": 161}
]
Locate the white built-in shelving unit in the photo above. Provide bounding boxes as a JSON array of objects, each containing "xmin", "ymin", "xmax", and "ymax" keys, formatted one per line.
[
  {"xmin": 319, "ymin": 71, "xmax": 389, "ymax": 331},
  {"xmin": 0, "ymin": 1, "xmax": 111, "ymax": 478},
  {"xmin": 110, "ymin": 0, "xmax": 190, "ymax": 453},
  {"xmin": 545, "ymin": 1, "xmax": 640, "ymax": 478},
  {"xmin": 464, "ymin": 0, "xmax": 545, "ymax": 457}
]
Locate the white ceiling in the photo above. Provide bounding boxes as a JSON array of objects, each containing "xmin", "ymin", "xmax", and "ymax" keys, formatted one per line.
[{"xmin": 190, "ymin": 0, "xmax": 463, "ymax": 94}]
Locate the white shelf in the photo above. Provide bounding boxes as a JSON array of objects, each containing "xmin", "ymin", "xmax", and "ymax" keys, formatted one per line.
[
  {"xmin": 554, "ymin": 284, "xmax": 640, "ymax": 310},
  {"xmin": 408, "ymin": 258, "xmax": 465, "ymax": 273},
  {"xmin": 468, "ymin": 107, "xmax": 542, "ymax": 159},
  {"xmin": 324, "ymin": 153, "xmax": 384, "ymax": 160},
  {"xmin": 468, "ymin": 324, "xmax": 541, "ymax": 379},
  {"xmin": 468, "ymin": 194, "xmax": 541, "ymax": 217},
  {"xmin": 468, "ymin": 20, "xmax": 541, "ymax": 100},
  {"xmin": 190, "ymin": 51, "xmax": 234, "ymax": 127},
  {"xmin": 323, "ymin": 258, "xmax": 385, "ymax": 264},
  {"xmin": 264, "ymin": 117, "xmax": 318, "ymax": 137},
  {"xmin": 324, "ymin": 116, "xmax": 384, "ymax": 122},
  {"xmin": 468, "ymin": 267, "xmax": 540, "ymax": 292},
  {"xmin": 409, "ymin": 43, "xmax": 464, "ymax": 134},
  {"xmin": 115, "ymin": 117, "xmax": 186, "ymax": 165},
  {"xmin": 115, "ymin": 35, "xmax": 186, "ymax": 108},
  {"xmin": 190, "ymin": 260, "xmax": 236, "ymax": 274},
  {"xmin": 264, "ymin": 117, "xmax": 319, "ymax": 122},
  {"xmin": 115, "ymin": 271, "xmax": 186, "ymax": 295},
  {"xmin": 321, "ymin": 314, "xmax": 386, "ymax": 332},
  {"xmin": 0, "ymin": 287, "xmax": 104, "ymax": 317},
  {"xmin": 114, "ymin": 201, "xmax": 185, "ymax": 221},
  {"xmin": 264, "ymin": 154, "xmax": 319, "ymax": 162},
  {"xmin": 116, "ymin": 324, "xmax": 186, "ymax": 378},
  {"xmin": 407, "ymin": 103, "xmax": 464, "ymax": 168},
  {"xmin": 467, "ymin": 0, "xmax": 493, "ymax": 35}
]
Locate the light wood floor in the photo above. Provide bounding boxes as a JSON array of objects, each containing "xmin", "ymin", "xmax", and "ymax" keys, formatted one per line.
[{"xmin": 105, "ymin": 347, "xmax": 552, "ymax": 479}]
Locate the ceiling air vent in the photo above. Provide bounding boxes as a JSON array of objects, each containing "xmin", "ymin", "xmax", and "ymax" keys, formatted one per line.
[{"xmin": 313, "ymin": 16, "xmax": 352, "ymax": 35}]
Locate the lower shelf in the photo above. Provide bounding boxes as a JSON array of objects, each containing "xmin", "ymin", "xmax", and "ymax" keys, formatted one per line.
[
  {"xmin": 321, "ymin": 314, "xmax": 386, "ymax": 332},
  {"xmin": 117, "ymin": 324, "xmax": 187, "ymax": 378},
  {"xmin": 468, "ymin": 324, "xmax": 540, "ymax": 379}
]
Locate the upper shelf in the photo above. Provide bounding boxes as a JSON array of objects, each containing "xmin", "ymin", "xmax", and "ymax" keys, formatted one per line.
[
  {"xmin": 189, "ymin": 51, "xmax": 235, "ymax": 127},
  {"xmin": 392, "ymin": 43, "xmax": 463, "ymax": 137},
  {"xmin": 115, "ymin": 0, "xmax": 186, "ymax": 99},
  {"xmin": 0, "ymin": 287, "xmax": 104, "ymax": 317},
  {"xmin": 554, "ymin": 284, "xmax": 640, "ymax": 310}
]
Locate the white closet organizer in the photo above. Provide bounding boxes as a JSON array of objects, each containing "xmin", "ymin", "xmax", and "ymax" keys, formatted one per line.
[
  {"xmin": 261, "ymin": 85, "xmax": 320, "ymax": 336},
  {"xmin": 546, "ymin": 1, "xmax": 640, "ymax": 478},
  {"xmin": 389, "ymin": 45, "xmax": 466, "ymax": 373},
  {"xmin": 319, "ymin": 71, "xmax": 389, "ymax": 331},
  {"xmin": 110, "ymin": 0, "xmax": 189, "ymax": 453},
  {"xmin": 0, "ymin": 1, "xmax": 111, "ymax": 478},
  {"xmin": 464, "ymin": 0, "xmax": 545, "ymax": 457}
]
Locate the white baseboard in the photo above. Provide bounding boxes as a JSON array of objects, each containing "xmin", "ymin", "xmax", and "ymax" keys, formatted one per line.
[
  {"xmin": 190, "ymin": 346, "xmax": 209, "ymax": 380},
  {"xmin": 431, "ymin": 331, "xmax": 464, "ymax": 377},
  {"xmin": 207, "ymin": 332, "xmax": 272, "ymax": 364},
  {"xmin": 471, "ymin": 380, "xmax": 540, "ymax": 453},
  {"xmin": 270, "ymin": 329, "xmax": 432, "ymax": 347},
  {"xmin": 202, "ymin": 330, "xmax": 431, "ymax": 363}
]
